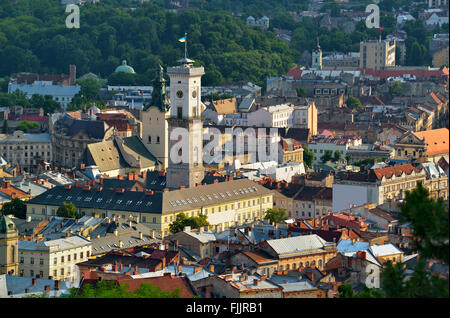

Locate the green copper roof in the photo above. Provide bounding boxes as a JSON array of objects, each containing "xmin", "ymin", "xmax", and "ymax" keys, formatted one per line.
[
  {"xmin": 115, "ymin": 60, "xmax": 136, "ymax": 74},
  {"xmin": 0, "ymin": 214, "xmax": 16, "ymax": 234}
]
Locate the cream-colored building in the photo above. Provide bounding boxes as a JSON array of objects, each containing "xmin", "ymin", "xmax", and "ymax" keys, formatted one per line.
[
  {"xmin": 26, "ymin": 178, "xmax": 274, "ymax": 238},
  {"xmin": 18, "ymin": 235, "xmax": 91, "ymax": 282},
  {"xmin": 141, "ymin": 65, "xmax": 170, "ymax": 170},
  {"xmin": 0, "ymin": 131, "xmax": 52, "ymax": 171},
  {"xmin": 360, "ymin": 40, "xmax": 396, "ymax": 69}
]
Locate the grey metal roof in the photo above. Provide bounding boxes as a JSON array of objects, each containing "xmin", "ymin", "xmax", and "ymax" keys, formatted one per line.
[
  {"xmin": 266, "ymin": 234, "xmax": 329, "ymax": 256},
  {"xmin": 0, "ymin": 275, "xmax": 71, "ymax": 298}
]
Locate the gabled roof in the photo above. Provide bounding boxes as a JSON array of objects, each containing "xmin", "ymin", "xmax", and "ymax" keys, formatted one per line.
[
  {"xmin": 369, "ymin": 244, "xmax": 403, "ymax": 257},
  {"xmin": 371, "ymin": 163, "xmax": 420, "ymax": 181},
  {"xmin": 414, "ymin": 128, "xmax": 449, "ymax": 156},
  {"xmin": 266, "ymin": 234, "xmax": 330, "ymax": 257}
]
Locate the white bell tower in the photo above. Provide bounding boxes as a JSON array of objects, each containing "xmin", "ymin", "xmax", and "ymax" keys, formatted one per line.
[{"xmin": 166, "ymin": 58, "xmax": 205, "ymax": 189}]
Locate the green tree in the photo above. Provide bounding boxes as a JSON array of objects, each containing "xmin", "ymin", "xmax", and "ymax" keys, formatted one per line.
[
  {"xmin": 302, "ymin": 145, "xmax": 315, "ymax": 168},
  {"xmin": 388, "ymin": 81, "xmax": 403, "ymax": 96},
  {"xmin": 346, "ymin": 96, "xmax": 362, "ymax": 110},
  {"xmin": 400, "ymin": 181, "xmax": 449, "ymax": 263},
  {"xmin": 1, "ymin": 198, "xmax": 27, "ymax": 219},
  {"xmin": 169, "ymin": 212, "xmax": 210, "ymax": 234},
  {"xmin": 56, "ymin": 202, "xmax": 79, "ymax": 219},
  {"xmin": 62, "ymin": 280, "xmax": 182, "ymax": 298},
  {"xmin": 333, "ymin": 150, "xmax": 341, "ymax": 162},
  {"xmin": 296, "ymin": 87, "xmax": 307, "ymax": 97},
  {"xmin": 345, "ymin": 153, "xmax": 351, "ymax": 164},
  {"xmin": 264, "ymin": 208, "xmax": 288, "ymax": 224},
  {"xmin": 321, "ymin": 150, "xmax": 333, "ymax": 163},
  {"xmin": 15, "ymin": 120, "xmax": 40, "ymax": 133}
]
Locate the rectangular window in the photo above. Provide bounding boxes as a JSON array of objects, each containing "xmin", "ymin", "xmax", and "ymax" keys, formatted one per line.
[
  {"xmin": 30, "ymin": 257, "xmax": 34, "ymax": 265},
  {"xmin": 53, "ymin": 257, "xmax": 57, "ymax": 265},
  {"xmin": 40, "ymin": 258, "xmax": 44, "ymax": 265},
  {"xmin": 80, "ymin": 252, "xmax": 84, "ymax": 259}
]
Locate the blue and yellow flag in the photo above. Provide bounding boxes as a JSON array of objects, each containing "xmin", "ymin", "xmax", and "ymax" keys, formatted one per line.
[{"xmin": 178, "ymin": 33, "xmax": 187, "ymax": 42}]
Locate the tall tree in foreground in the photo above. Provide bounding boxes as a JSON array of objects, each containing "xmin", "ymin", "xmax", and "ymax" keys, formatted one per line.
[{"xmin": 339, "ymin": 182, "xmax": 449, "ymax": 298}]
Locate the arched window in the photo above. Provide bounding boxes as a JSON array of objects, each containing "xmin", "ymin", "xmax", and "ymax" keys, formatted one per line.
[
  {"xmin": 292, "ymin": 263, "xmax": 296, "ymax": 269},
  {"xmin": 299, "ymin": 262, "xmax": 303, "ymax": 268},
  {"xmin": 318, "ymin": 260, "xmax": 323, "ymax": 268},
  {"xmin": 279, "ymin": 265, "xmax": 284, "ymax": 271},
  {"xmin": 286, "ymin": 264, "xmax": 290, "ymax": 270},
  {"xmin": 311, "ymin": 260, "xmax": 316, "ymax": 266},
  {"xmin": 305, "ymin": 261, "xmax": 309, "ymax": 267},
  {"xmin": 157, "ymin": 136, "xmax": 160, "ymax": 144}
]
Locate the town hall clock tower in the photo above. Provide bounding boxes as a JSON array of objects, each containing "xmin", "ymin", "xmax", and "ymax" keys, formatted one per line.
[{"xmin": 166, "ymin": 58, "xmax": 205, "ymax": 189}]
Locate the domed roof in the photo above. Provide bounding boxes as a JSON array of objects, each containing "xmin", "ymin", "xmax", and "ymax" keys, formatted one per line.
[
  {"xmin": 115, "ymin": 60, "xmax": 136, "ymax": 74},
  {"xmin": 0, "ymin": 214, "xmax": 16, "ymax": 234}
]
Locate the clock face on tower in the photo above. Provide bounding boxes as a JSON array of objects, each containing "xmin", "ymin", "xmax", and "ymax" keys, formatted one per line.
[{"xmin": 176, "ymin": 90, "xmax": 183, "ymax": 98}]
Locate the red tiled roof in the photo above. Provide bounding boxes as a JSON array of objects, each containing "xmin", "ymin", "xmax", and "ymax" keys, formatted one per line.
[
  {"xmin": 322, "ymin": 213, "xmax": 368, "ymax": 230},
  {"xmin": 116, "ymin": 275, "xmax": 197, "ymax": 298},
  {"xmin": 241, "ymin": 251, "xmax": 276, "ymax": 264},
  {"xmin": 368, "ymin": 208, "xmax": 396, "ymax": 222},
  {"xmin": 360, "ymin": 67, "xmax": 449, "ymax": 79},
  {"xmin": 414, "ymin": 128, "xmax": 449, "ymax": 156},
  {"xmin": 372, "ymin": 163, "xmax": 420, "ymax": 180},
  {"xmin": 286, "ymin": 67, "xmax": 303, "ymax": 80}
]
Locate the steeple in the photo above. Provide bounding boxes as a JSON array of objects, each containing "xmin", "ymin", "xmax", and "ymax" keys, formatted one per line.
[
  {"xmin": 312, "ymin": 36, "xmax": 322, "ymax": 70},
  {"xmin": 148, "ymin": 64, "xmax": 170, "ymax": 112}
]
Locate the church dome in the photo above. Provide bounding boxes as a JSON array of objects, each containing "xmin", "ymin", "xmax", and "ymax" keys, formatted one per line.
[
  {"xmin": 115, "ymin": 60, "xmax": 136, "ymax": 74},
  {"xmin": 0, "ymin": 215, "xmax": 16, "ymax": 234}
]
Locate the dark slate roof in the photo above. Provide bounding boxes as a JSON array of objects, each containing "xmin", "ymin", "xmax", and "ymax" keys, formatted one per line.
[
  {"xmin": 58, "ymin": 115, "xmax": 108, "ymax": 139},
  {"xmin": 101, "ymin": 178, "xmax": 144, "ymax": 191},
  {"xmin": 28, "ymin": 186, "xmax": 164, "ymax": 214},
  {"xmin": 145, "ymin": 171, "xmax": 167, "ymax": 191},
  {"xmin": 28, "ymin": 179, "xmax": 273, "ymax": 215},
  {"xmin": 280, "ymin": 128, "xmax": 311, "ymax": 143}
]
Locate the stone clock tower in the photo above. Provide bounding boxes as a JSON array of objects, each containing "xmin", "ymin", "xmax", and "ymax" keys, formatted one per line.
[
  {"xmin": 0, "ymin": 215, "xmax": 19, "ymax": 276},
  {"xmin": 166, "ymin": 58, "xmax": 205, "ymax": 189}
]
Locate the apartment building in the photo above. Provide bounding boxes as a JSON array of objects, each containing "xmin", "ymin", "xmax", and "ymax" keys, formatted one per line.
[
  {"xmin": 0, "ymin": 131, "xmax": 52, "ymax": 171},
  {"xmin": 18, "ymin": 235, "xmax": 91, "ymax": 282}
]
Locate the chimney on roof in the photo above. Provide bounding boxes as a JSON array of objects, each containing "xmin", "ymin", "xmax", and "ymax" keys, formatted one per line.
[
  {"xmin": 44, "ymin": 285, "xmax": 50, "ymax": 292},
  {"xmin": 119, "ymin": 263, "xmax": 123, "ymax": 271},
  {"xmin": 54, "ymin": 280, "xmax": 60, "ymax": 290},
  {"xmin": 209, "ymin": 265, "xmax": 215, "ymax": 272},
  {"xmin": 163, "ymin": 188, "xmax": 169, "ymax": 193},
  {"xmin": 118, "ymin": 175, "xmax": 123, "ymax": 180},
  {"xmin": 32, "ymin": 278, "xmax": 36, "ymax": 286},
  {"xmin": 178, "ymin": 265, "xmax": 183, "ymax": 275},
  {"xmin": 162, "ymin": 257, "xmax": 166, "ymax": 269},
  {"xmin": 232, "ymin": 266, "xmax": 237, "ymax": 273},
  {"xmin": 179, "ymin": 186, "xmax": 185, "ymax": 190},
  {"xmin": 112, "ymin": 265, "xmax": 118, "ymax": 272},
  {"xmin": 24, "ymin": 288, "xmax": 29, "ymax": 294},
  {"xmin": 253, "ymin": 279, "xmax": 258, "ymax": 286},
  {"xmin": 194, "ymin": 267, "xmax": 201, "ymax": 273}
]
